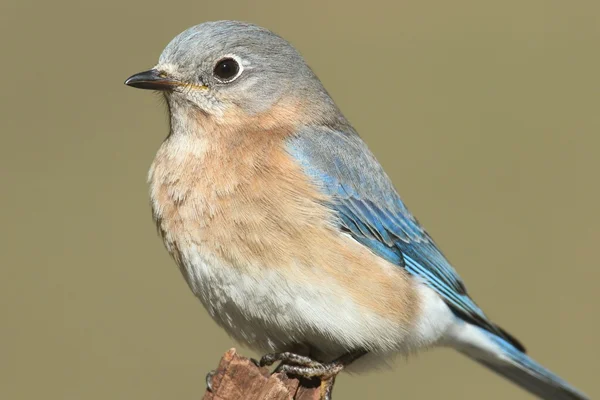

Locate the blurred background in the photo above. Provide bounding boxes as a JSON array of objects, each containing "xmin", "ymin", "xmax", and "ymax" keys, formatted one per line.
[{"xmin": 1, "ymin": 1, "xmax": 598, "ymax": 399}]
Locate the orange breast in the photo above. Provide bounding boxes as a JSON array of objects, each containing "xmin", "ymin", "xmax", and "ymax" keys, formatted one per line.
[{"xmin": 148, "ymin": 104, "xmax": 420, "ymax": 327}]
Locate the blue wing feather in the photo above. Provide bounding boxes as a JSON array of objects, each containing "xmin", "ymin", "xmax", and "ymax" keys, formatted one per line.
[{"xmin": 287, "ymin": 126, "xmax": 524, "ymax": 351}]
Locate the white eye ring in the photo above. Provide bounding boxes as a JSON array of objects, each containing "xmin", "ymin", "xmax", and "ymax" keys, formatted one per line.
[{"xmin": 213, "ymin": 54, "xmax": 244, "ymax": 83}]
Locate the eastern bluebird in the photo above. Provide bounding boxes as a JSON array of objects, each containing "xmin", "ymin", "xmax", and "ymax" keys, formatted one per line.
[{"xmin": 125, "ymin": 21, "xmax": 587, "ymax": 400}]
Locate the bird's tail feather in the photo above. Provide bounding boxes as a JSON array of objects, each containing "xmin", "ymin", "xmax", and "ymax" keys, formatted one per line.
[{"xmin": 450, "ymin": 322, "xmax": 588, "ymax": 400}]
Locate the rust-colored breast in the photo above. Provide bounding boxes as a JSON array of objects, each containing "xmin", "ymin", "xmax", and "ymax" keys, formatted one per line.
[{"xmin": 149, "ymin": 104, "xmax": 420, "ymax": 326}]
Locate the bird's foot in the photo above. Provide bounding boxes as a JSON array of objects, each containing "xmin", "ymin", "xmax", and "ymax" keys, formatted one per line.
[
  {"xmin": 259, "ymin": 351, "xmax": 323, "ymax": 369},
  {"xmin": 259, "ymin": 350, "xmax": 367, "ymax": 400},
  {"xmin": 275, "ymin": 360, "xmax": 345, "ymax": 379}
]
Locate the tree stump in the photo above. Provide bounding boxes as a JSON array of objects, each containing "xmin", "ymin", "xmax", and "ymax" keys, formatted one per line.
[{"xmin": 202, "ymin": 349, "xmax": 322, "ymax": 400}]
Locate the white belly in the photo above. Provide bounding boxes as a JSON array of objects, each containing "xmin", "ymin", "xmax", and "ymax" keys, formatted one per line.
[{"xmin": 178, "ymin": 244, "xmax": 456, "ymax": 366}]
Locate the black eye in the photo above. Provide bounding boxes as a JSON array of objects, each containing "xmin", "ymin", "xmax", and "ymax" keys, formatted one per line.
[{"xmin": 213, "ymin": 58, "xmax": 240, "ymax": 82}]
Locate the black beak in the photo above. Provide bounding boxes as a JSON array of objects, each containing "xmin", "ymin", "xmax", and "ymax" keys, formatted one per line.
[{"xmin": 124, "ymin": 69, "xmax": 177, "ymax": 90}]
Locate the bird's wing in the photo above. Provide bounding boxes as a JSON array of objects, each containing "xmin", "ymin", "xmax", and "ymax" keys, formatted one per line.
[{"xmin": 286, "ymin": 126, "xmax": 524, "ymax": 350}]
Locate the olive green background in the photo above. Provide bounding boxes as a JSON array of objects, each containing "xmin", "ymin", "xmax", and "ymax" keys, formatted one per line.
[{"xmin": 1, "ymin": 1, "xmax": 598, "ymax": 399}]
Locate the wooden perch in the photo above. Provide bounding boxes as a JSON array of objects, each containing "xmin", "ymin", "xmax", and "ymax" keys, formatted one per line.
[{"xmin": 202, "ymin": 349, "xmax": 322, "ymax": 400}]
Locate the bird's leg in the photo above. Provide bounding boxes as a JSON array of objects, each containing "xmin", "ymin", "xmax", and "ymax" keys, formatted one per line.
[{"xmin": 261, "ymin": 350, "xmax": 367, "ymax": 400}]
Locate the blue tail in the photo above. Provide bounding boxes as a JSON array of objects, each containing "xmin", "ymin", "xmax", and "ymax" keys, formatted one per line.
[{"xmin": 451, "ymin": 323, "xmax": 588, "ymax": 400}]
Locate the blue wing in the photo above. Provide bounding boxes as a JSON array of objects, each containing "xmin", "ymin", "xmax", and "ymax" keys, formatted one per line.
[{"xmin": 287, "ymin": 126, "xmax": 524, "ymax": 351}]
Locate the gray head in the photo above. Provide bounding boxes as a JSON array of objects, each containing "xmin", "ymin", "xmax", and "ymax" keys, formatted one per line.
[{"xmin": 125, "ymin": 21, "xmax": 341, "ymax": 124}]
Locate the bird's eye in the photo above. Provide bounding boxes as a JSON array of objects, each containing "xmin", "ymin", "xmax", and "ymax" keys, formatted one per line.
[{"xmin": 213, "ymin": 58, "xmax": 240, "ymax": 82}]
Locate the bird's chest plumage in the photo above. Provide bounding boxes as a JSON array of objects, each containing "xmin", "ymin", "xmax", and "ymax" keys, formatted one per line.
[
  {"xmin": 147, "ymin": 125, "xmax": 423, "ymax": 356},
  {"xmin": 148, "ymin": 129, "xmax": 340, "ymax": 350},
  {"xmin": 148, "ymin": 128, "xmax": 332, "ymax": 274}
]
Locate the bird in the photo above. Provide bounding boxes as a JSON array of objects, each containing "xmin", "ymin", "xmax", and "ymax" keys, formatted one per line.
[{"xmin": 124, "ymin": 20, "xmax": 588, "ymax": 400}]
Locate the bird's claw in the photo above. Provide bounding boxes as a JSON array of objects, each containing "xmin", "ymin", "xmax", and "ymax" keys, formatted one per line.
[
  {"xmin": 205, "ymin": 369, "xmax": 217, "ymax": 392},
  {"xmin": 250, "ymin": 357, "xmax": 261, "ymax": 367},
  {"xmin": 321, "ymin": 376, "xmax": 336, "ymax": 400}
]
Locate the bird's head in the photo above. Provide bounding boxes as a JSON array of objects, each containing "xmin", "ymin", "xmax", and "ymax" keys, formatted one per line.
[{"xmin": 125, "ymin": 20, "xmax": 339, "ymax": 127}]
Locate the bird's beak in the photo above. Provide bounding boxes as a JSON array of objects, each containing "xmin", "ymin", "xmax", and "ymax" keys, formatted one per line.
[{"xmin": 124, "ymin": 69, "xmax": 177, "ymax": 91}]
